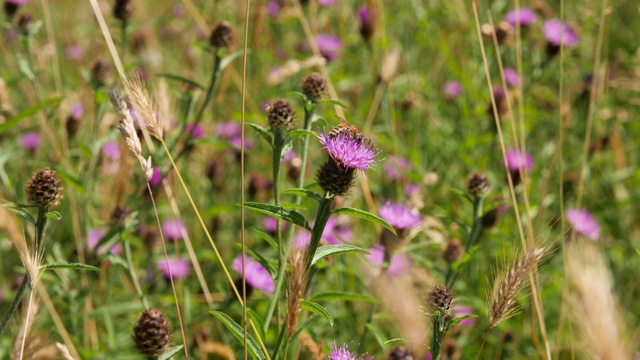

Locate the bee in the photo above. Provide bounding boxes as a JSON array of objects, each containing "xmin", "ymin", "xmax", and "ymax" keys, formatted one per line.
[{"xmin": 328, "ymin": 116, "xmax": 361, "ymax": 139}]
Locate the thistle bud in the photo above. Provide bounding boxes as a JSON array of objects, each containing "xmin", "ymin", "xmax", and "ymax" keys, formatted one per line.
[
  {"xmin": 113, "ymin": 0, "xmax": 133, "ymax": 22},
  {"xmin": 26, "ymin": 168, "xmax": 63, "ymax": 209},
  {"xmin": 427, "ymin": 284, "xmax": 454, "ymax": 315},
  {"xmin": 442, "ymin": 239, "xmax": 463, "ymax": 264},
  {"xmin": 467, "ymin": 172, "xmax": 491, "ymax": 198},
  {"xmin": 91, "ymin": 59, "xmax": 111, "ymax": 87},
  {"xmin": 316, "ymin": 158, "xmax": 356, "ymax": 197},
  {"xmin": 16, "ymin": 13, "xmax": 34, "ymax": 35},
  {"xmin": 267, "ymin": 99, "xmax": 296, "ymax": 131},
  {"xmin": 133, "ymin": 308, "xmax": 171, "ymax": 357},
  {"xmin": 387, "ymin": 345, "xmax": 414, "ymax": 360},
  {"xmin": 209, "ymin": 21, "xmax": 234, "ymax": 49},
  {"xmin": 301, "ymin": 72, "xmax": 326, "ymax": 101}
]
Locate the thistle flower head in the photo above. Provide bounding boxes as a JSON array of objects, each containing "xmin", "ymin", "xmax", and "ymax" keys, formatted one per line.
[
  {"xmin": 132, "ymin": 308, "xmax": 171, "ymax": 357},
  {"xmin": 19, "ymin": 132, "xmax": 40, "ymax": 150},
  {"xmin": 443, "ymin": 81, "xmax": 462, "ymax": 101},
  {"xmin": 367, "ymin": 245, "xmax": 411, "ymax": 277},
  {"xmin": 301, "ymin": 72, "xmax": 327, "ymax": 100},
  {"xmin": 427, "ymin": 284, "xmax": 455, "ymax": 315},
  {"xmin": 543, "ymin": 19, "xmax": 579, "ymax": 46},
  {"xmin": 232, "ymin": 255, "xmax": 275, "ymax": 295},
  {"xmin": 267, "ymin": 98, "xmax": 296, "ymax": 131},
  {"xmin": 505, "ymin": 8, "xmax": 537, "ymax": 26},
  {"xmin": 162, "ymin": 220, "xmax": 187, "ymax": 242},
  {"xmin": 318, "ymin": 130, "xmax": 380, "ymax": 172},
  {"xmin": 505, "ymin": 149, "xmax": 533, "ymax": 172},
  {"xmin": 383, "ymin": 156, "xmax": 411, "ymax": 181},
  {"xmin": 442, "ymin": 239, "xmax": 464, "ymax": 264},
  {"xmin": 102, "ymin": 141, "xmax": 121, "ymax": 160},
  {"xmin": 566, "ymin": 208, "xmax": 600, "ymax": 241},
  {"xmin": 315, "ymin": 34, "xmax": 342, "ymax": 60},
  {"xmin": 157, "ymin": 258, "xmax": 191, "ymax": 280},
  {"xmin": 504, "ymin": 67, "xmax": 520, "ymax": 87},
  {"xmin": 378, "ymin": 202, "xmax": 421, "ymax": 231},
  {"xmin": 467, "ymin": 172, "xmax": 491, "ymax": 197},
  {"xmin": 26, "ymin": 168, "xmax": 63, "ymax": 209},
  {"xmin": 329, "ymin": 342, "xmax": 373, "ymax": 360},
  {"xmin": 113, "ymin": 0, "xmax": 133, "ymax": 22}
]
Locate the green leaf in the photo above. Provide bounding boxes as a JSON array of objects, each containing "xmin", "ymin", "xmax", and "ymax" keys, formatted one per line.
[
  {"xmin": 246, "ymin": 309, "xmax": 266, "ymax": 343},
  {"xmin": 301, "ymin": 300, "xmax": 333, "ymax": 326},
  {"xmin": 40, "ymin": 262, "xmax": 100, "ymax": 272},
  {"xmin": 365, "ymin": 323, "xmax": 386, "ymax": 351},
  {"xmin": 317, "ymin": 98, "xmax": 349, "ymax": 108},
  {"xmin": 449, "ymin": 314, "xmax": 478, "ymax": 328},
  {"xmin": 192, "ymin": 138, "xmax": 237, "ymax": 149},
  {"xmin": 158, "ymin": 345, "xmax": 184, "ymax": 360},
  {"xmin": 451, "ymin": 245, "xmax": 479, "ymax": 271},
  {"xmin": 242, "ymin": 202, "xmax": 310, "ymax": 230},
  {"xmin": 0, "ymin": 97, "xmax": 64, "ymax": 135},
  {"xmin": 2, "ymin": 202, "xmax": 36, "ymax": 225},
  {"xmin": 280, "ymin": 136, "xmax": 293, "ymax": 161},
  {"xmin": 17, "ymin": 54, "xmax": 35, "ymax": 80},
  {"xmin": 210, "ymin": 311, "xmax": 266, "ymax": 360},
  {"xmin": 45, "ymin": 211, "xmax": 62, "ymax": 220},
  {"xmin": 56, "ymin": 171, "xmax": 85, "ymax": 195},
  {"xmin": 157, "ymin": 73, "xmax": 205, "ymax": 90},
  {"xmin": 311, "ymin": 244, "xmax": 370, "ymax": 266},
  {"xmin": 287, "ymin": 91, "xmax": 306, "ymax": 100},
  {"xmin": 332, "ymin": 207, "xmax": 397, "ymax": 235},
  {"xmin": 242, "ymin": 247, "xmax": 276, "ymax": 276},
  {"xmin": 288, "ymin": 129, "xmax": 317, "ymax": 139},
  {"xmin": 247, "ymin": 123, "xmax": 272, "ymax": 145},
  {"xmin": 309, "ymin": 291, "xmax": 380, "ymax": 303},
  {"xmin": 283, "ymin": 188, "xmax": 322, "ymax": 203},
  {"xmin": 384, "ymin": 338, "xmax": 407, "ymax": 346},
  {"xmin": 220, "ymin": 49, "xmax": 250, "ymax": 70},
  {"xmin": 251, "ymin": 228, "xmax": 278, "ymax": 251}
]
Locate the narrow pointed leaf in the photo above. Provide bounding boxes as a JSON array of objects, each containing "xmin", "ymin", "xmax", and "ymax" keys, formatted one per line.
[
  {"xmin": 283, "ymin": 188, "xmax": 322, "ymax": 203},
  {"xmin": 210, "ymin": 311, "xmax": 266, "ymax": 360},
  {"xmin": 220, "ymin": 49, "xmax": 250, "ymax": 70},
  {"xmin": 243, "ymin": 202, "xmax": 310, "ymax": 230},
  {"xmin": 309, "ymin": 292, "xmax": 379, "ymax": 303},
  {"xmin": 301, "ymin": 300, "xmax": 333, "ymax": 326},
  {"xmin": 40, "ymin": 262, "xmax": 100, "ymax": 272},
  {"xmin": 311, "ymin": 244, "xmax": 370, "ymax": 266},
  {"xmin": 247, "ymin": 123, "xmax": 272, "ymax": 144},
  {"xmin": 158, "ymin": 345, "xmax": 184, "ymax": 360},
  {"xmin": 332, "ymin": 207, "xmax": 397, "ymax": 235}
]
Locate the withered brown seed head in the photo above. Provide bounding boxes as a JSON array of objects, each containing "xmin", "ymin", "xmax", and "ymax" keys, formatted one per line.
[
  {"xmin": 133, "ymin": 308, "xmax": 171, "ymax": 357},
  {"xmin": 267, "ymin": 99, "xmax": 296, "ymax": 131},
  {"xmin": 442, "ymin": 239, "xmax": 464, "ymax": 264},
  {"xmin": 427, "ymin": 284, "xmax": 454, "ymax": 314},
  {"xmin": 26, "ymin": 168, "xmax": 63, "ymax": 209},
  {"xmin": 209, "ymin": 21, "xmax": 235, "ymax": 49},
  {"xmin": 301, "ymin": 73, "xmax": 327, "ymax": 101},
  {"xmin": 467, "ymin": 172, "xmax": 491, "ymax": 197}
]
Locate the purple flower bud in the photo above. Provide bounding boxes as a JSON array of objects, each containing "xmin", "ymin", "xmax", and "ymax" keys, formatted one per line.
[
  {"xmin": 232, "ymin": 255, "xmax": 275, "ymax": 295},
  {"xmin": 443, "ymin": 81, "xmax": 462, "ymax": 101},
  {"xmin": 566, "ymin": 208, "xmax": 600, "ymax": 241},
  {"xmin": 71, "ymin": 103, "xmax": 84, "ymax": 118},
  {"xmin": 315, "ymin": 34, "xmax": 342, "ymax": 60},
  {"xmin": 267, "ymin": 1, "xmax": 280, "ymax": 17},
  {"xmin": 102, "ymin": 141, "xmax": 121, "ymax": 160},
  {"xmin": 149, "ymin": 167, "xmax": 162, "ymax": 187},
  {"xmin": 185, "ymin": 123, "xmax": 204, "ymax": 139},
  {"xmin": 162, "ymin": 219, "xmax": 187, "ymax": 241},
  {"xmin": 19, "ymin": 132, "xmax": 40, "ymax": 150},
  {"xmin": 505, "ymin": 8, "xmax": 537, "ymax": 27},
  {"xmin": 215, "ymin": 121, "xmax": 241, "ymax": 140},
  {"xmin": 504, "ymin": 67, "xmax": 519, "ymax": 87},
  {"xmin": 157, "ymin": 258, "xmax": 191, "ymax": 280}
]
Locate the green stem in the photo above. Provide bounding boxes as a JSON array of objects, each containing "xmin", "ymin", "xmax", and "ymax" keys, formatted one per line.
[
  {"xmin": 120, "ymin": 20, "xmax": 127, "ymax": 61},
  {"xmin": 445, "ymin": 196, "xmax": 484, "ymax": 288},
  {"xmin": 0, "ymin": 208, "xmax": 49, "ymax": 336},
  {"xmin": 124, "ymin": 238, "xmax": 149, "ymax": 309},
  {"xmin": 430, "ymin": 315, "xmax": 445, "ymax": 360},
  {"xmin": 303, "ymin": 193, "xmax": 334, "ymax": 273}
]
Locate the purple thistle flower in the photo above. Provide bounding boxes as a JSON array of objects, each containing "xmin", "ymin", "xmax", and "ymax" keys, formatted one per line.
[
  {"xmin": 102, "ymin": 141, "xmax": 120, "ymax": 160},
  {"xmin": 19, "ymin": 132, "xmax": 40, "ymax": 150},
  {"xmin": 318, "ymin": 130, "xmax": 380, "ymax": 172},
  {"xmin": 232, "ymin": 255, "xmax": 275, "ymax": 295},
  {"xmin": 157, "ymin": 258, "xmax": 191, "ymax": 280},
  {"xmin": 229, "ymin": 135, "xmax": 253, "ymax": 151},
  {"xmin": 404, "ymin": 183, "xmax": 419, "ymax": 197},
  {"xmin": 321, "ymin": 217, "xmax": 353, "ymax": 245},
  {"xmin": 162, "ymin": 219, "xmax": 187, "ymax": 242},
  {"xmin": 6, "ymin": 0, "xmax": 31, "ymax": 4},
  {"xmin": 315, "ymin": 34, "xmax": 342, "ymax": 60},
  {"xmin": 505, "ymin": 149, "xmax": 533, "ymax": 172},
  {"xmin": 443, "ymin": 81, "xmax": 462, "ymax": 101},
  {"xmin": 505, "ymin": 8, "xmax": 537, "ymax": 27},
  {"xmin": 215, "ymin": 121, "xmax": 241, "ymax": 140},
  {"xmin": 263, "ymin": 216, "xmax": 287, "ymax": 234},
  {"xmin": 367, "ymin": 245, "xmax": 411, "ymax": 277},
  {"xmin": 329, "ymin": 342, "xmax": 372, "ymax": 360},
  {"xmin": 185, "ymin": 123, "xmax": 204, "ymax": 139},
  {"xmin": 543, "ymin": 19, "xmax": 579, "ymax": 46},
  {"xmin": 88, "ymin": 229, "xmax": 122, "ymax": 255},
  {"xmin": 357, "ymin": 7, "xmax": 372, "ymax": 26},
  {"xmin": 383, "ymin": 156, "xmax": 412, "ymax": 181},
  {"xmin": 292, "ymin": 230, "xmax": 311, "ymax": 249},
  {"xmin": 267, "ymin": 2, "xmax": 280, "ymax": 17},
  {"xmin": 504, "ymin": 67, "xmax": 520, "ymax": 87},
  {"xmin": 71, "ymin": 103, "xmax": 84, "ymax": 118},
  {"xmin": 282, "ymin": 149, "xmax": 296, "ymax": 163},
  {"xmin": 454, "ymin": 305, "xmax": 476, "ymax": 327},
  {"xmin": 149, "ymin": 167, "xmax": 162, "ymax": 187},
  {"xmin": 318, "ymin": 0, "xmax": 335, "ymax": 6},
  {"xmin": 378, "ymin": 202, "xmax": 421, "ymax": 231},
  {"xmin": 172, "ymin": 3, "xmax": 185, "ymax": 17},
  {"xmin": 64, "ymin": 45, "xmax": 85, "ymax": 61},
  {"xmin": 566, "ymin": 208, "xmax": 600, "ymax": 241}
]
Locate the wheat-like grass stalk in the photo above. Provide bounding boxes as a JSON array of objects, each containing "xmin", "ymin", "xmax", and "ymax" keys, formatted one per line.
[
  {"xmin": 285, "ymin": 247, "xmax": 307, "ymax": 338},
  {"xmin": 123, "ymin": 75, "xmax": 164, "ymax": 141},
  {"xmin": 488, "ymin": 247, "xmax": 546, "ymax": 329},
  {"xmin": 566, "ymin": 242, "xmax": 631, "ymax": 359}
]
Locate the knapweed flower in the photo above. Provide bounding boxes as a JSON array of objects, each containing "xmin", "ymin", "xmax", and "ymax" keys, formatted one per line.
[
  {"xmin": 6, "ymin": 0, "xmax": 31, "ymax": 4},
  {"xmin": 454, "ymin": 305, "xmax": 476, "ymax": 327},
  {"xmin": 319, "ymin": 0, "xmax": 335, "ymax": 6},
  {"xmin": 566, "ymin": 208, "xmax": 600, "ymax": 241},
  {"xmin": 505, "ymin": 148, "xmax": 533, "ymax": 186},
  {"xmin": 357, "ymin": 6, "xmax": 375, "ymax": 41},
  {"xmin": 157, "ymin": 258, "xmax": 191, "ymax": 280},
  {"xmin": 215, "ymin": 121, "xmax": 241, "ymax": 139},
  {"xmin": 505, "ymin": 8, "xmax": 537, "ymax": 27},
  {"xmin": 543, "ymin": 19, "xmax": 579, "ymax": 46},
  {"xmin": 504, "ymin": 67, "xmax": 519, "ymax": 87},
  {"xmin": 367, "ymin": 245, "xmax": 411, "ymax": 277},
  {"xmin": 263, "ymin": 216, "xmax": 287, "ymax": 235},
  {"xmin": 133, "ymin": 308, "xmax": 171, "ymax": 357},
  {"xmin": 443, "ymin": 81, "xmax": 462, "ymax": 101},
  {"xmin": 481, "ymin": 196, "xmax": 509, "ymax": 229},
  {"xmin": 232, "ymin": 255, "xmax": 275, "ymax": 295},
  {"xmin": 210, "ymin": 21, "xmax": 235, "ymax": 49},
  {"xmin": 467, "ymin": 172, "xmax": 491, "ymax": 197},
  {"xmin": 149, "ymin": 167, "xmax": 162, "ymax": 187},
  {"xmin": 19, "ymin": 132, "xmax": 40, "ymax": 150},
  {"xmin": 383, "ymin": 156, "xmax": 411, "ymax": 181},
  {"xmin": 162, "ymin": 219, "xmax": 187, "ymax": 242},
  {"xmin": 88, "ymin": 229, "xmax": 122, "ymax": 255},
  {"xmin": 292, "ymin": 230, "xmax": 311, "ymax": 249},
  {"xmin": 315, "ymin": 34, "xmax": 342, "ymax": 60},
  {"xmin": 316, "ymin": 130, "xmax": 380, "ymax": 196},
  {"xmin": 329, "ymin": 342, "xmax": 372, "ymax": 360},
  {"xmin": 102, "ymin": 141, "xmax": 120, "ymax": 160},
  {"xmin": 266, "ymin": 1, "xmax": 280, "ymax": 17},
  {"xmin": 26, "ymin": 168, "xmax": 63, "ymax": 209},
  {"xmin": 321, "ymin": 216, "xmax": 353, "ymax": 245},
  {"xmin": 378, "ymin": 202, "xmax": 421, "ymax": 231},
  {"xmin": 185, "ymin": 123, "xmax": 204, "ymax": 139},
  {"xmin": 64, "ymin": 45, "xmax": 85, "ymax": 61}
]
